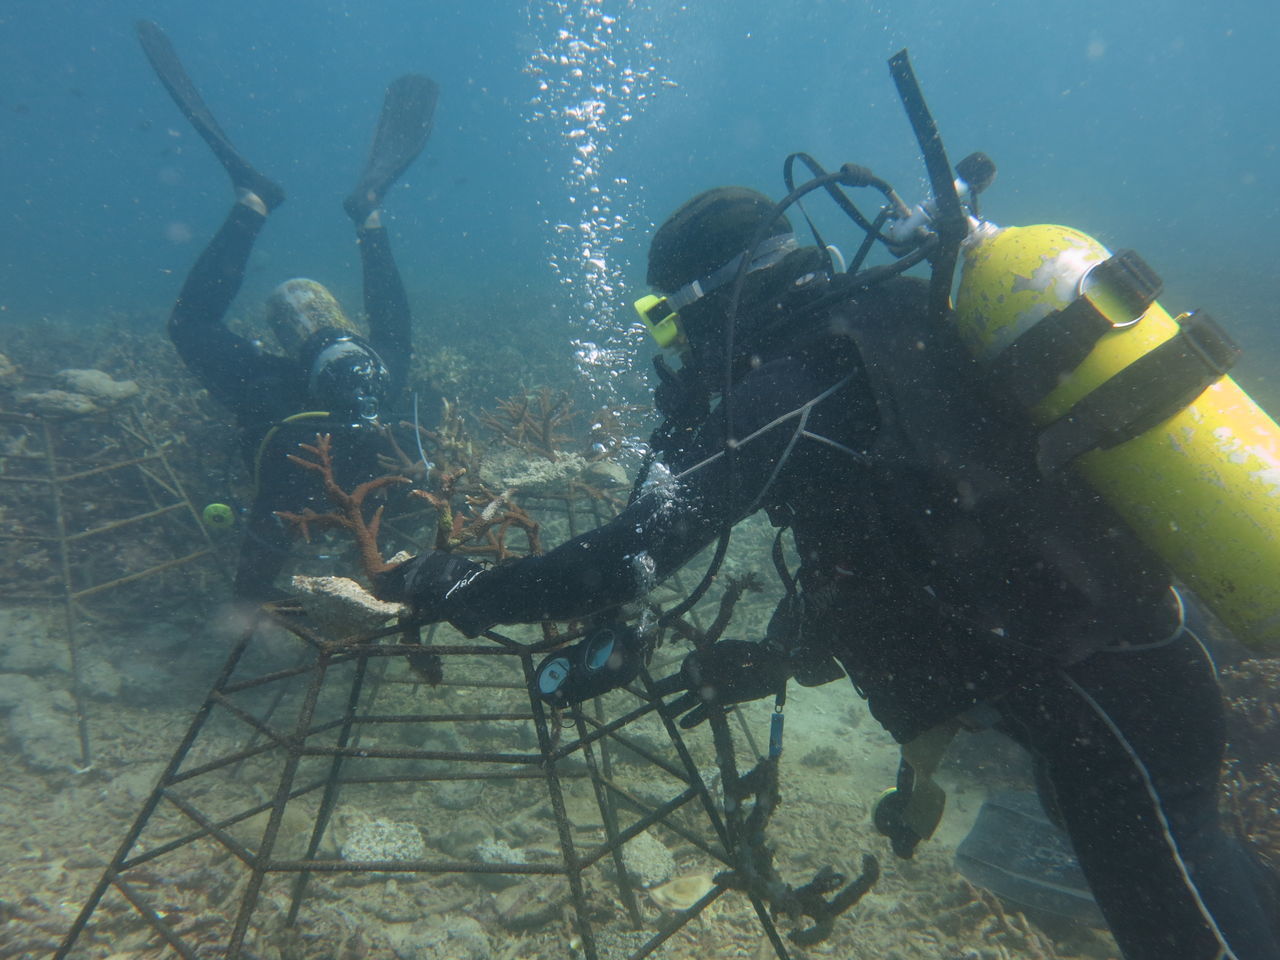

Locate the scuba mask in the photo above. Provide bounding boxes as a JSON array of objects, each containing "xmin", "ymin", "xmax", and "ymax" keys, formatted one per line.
[
  {"xmin": 307, "ymin": 336, "xmax": 392, "ymax": 422},
  {"xmin": 634, "ymin": 232, "xmax": 799, "ymax": 348}
]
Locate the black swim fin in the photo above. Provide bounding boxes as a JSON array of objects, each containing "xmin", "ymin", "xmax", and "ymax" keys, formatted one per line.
[
  {"xmin": 956, "ymin": 790, "xmax": 1105, "ymax": 927},
  {"xmin": 136, "ymin": 20, "xmax": 284, "ymax": 211},
  {"xmin": 344, "ymin": 74, "xmax": 439, "ymax": 223}
]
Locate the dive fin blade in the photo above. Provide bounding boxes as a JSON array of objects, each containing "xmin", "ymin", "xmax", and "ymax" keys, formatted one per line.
[
  {"xmin": 136, "ymin": 20, "xmax": 283, "ymax": 210},
  {"xmin": 344, "ymin": 74, "xmax": 439, "ymax": 222},
  {"xmin": 136, "ymin": 20, "xmax": 236, "ymax": 154},
  {"xmin": 956, "ymin": 790, "xmax": 1105, "ymax": 926}
]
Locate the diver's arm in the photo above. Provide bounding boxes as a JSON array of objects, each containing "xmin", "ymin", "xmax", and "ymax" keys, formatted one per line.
[
  {"xmin": 414, "ymin": 357, "xmax": 843, "ymax": 636},
  {"xmin": 168, "ymin": 200, "xmax": 277, "ymax": 410},
  {"xmin": 356, "ymin": 218, "xmax": 413, "ymax": 395},
  {"xmin": 436, "ymin": 486, "xmax": 720, "ymax": 634}
]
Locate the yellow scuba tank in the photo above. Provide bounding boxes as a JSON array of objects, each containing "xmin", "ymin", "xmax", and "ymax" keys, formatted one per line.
[{"xmin": 955, "ymin": 223, "xmax": 1280, "ymax": 652}]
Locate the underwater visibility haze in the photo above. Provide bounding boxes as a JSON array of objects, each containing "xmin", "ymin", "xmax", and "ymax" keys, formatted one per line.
[{"xmin": 2, "ymin": 1, "xmax": 1280, "ymax": 959}]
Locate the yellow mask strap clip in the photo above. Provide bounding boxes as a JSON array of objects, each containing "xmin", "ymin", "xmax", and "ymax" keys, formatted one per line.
[{"xmin": 635, "ymin": 232, "xmax": 800, "ymax": 347}]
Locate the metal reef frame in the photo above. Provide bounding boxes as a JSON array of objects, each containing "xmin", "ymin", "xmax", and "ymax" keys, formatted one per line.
[
  {"xmin": 56, "ymin": 606, "xmax": 794, "ymax": 960},
  {"xmin": 0, "ymin": 407, "xmax": 227, "ymax": 770}
]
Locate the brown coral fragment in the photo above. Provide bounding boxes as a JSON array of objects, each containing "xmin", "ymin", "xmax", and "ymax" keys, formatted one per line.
[
  {"xmin": 702, "ymin": 573, "xmax": 763, "ymax": 649},
  {"xmin": 275, "ymin": 433, "xmax": 410, "ymax": 579},
  {"xmin": 411, "ymin": 483, "xmax": 542, "ymax": 560},
  {"xmin": 478, "ymin": 387, "xmax": 578, "ymax": 461}
]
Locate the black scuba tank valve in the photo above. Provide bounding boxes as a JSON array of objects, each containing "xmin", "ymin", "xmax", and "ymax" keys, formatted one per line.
[
  {"xmin": 882, "ymin": 153, "xmax": 995, "ymax": 256},
  {"xmin": 956, "ymin": 151, "xmax": 997, "ymax": 197}
]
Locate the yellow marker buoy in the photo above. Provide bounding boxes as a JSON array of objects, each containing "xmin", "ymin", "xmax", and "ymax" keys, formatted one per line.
[{"xmin": 202, "ymin": 502, "xmax": 236, "ymax": 532}]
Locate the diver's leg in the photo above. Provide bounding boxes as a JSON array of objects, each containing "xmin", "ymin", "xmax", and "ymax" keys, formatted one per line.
[
  {"xmin": 233, "ymin": 498, "xmax": 292, "ymax": 601},
  {"xmin": 355, "ymin": 222, "xmax": 412, "ymax": 392},
  {"xmin": 998, "ymin": 635, "xmax": 1280, "ymax": 960},
  {"xmin": 167, "ymin": 200, "xmax": 272, "ymax": 408},
  {"xmin": 234, "ymin": 513, "xmax": 290, "ymax": 601},
  {"xmin": 141, "ymin": 19, "xmax": 286, "ymax": 408},
  {"xmin": 343, "ymin": 75, "xmax": 437, "ymax": 393}
]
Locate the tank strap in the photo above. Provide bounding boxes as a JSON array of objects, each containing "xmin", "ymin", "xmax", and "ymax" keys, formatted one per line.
[
  {"xmin": 990, "ymin": 250, "xmax": 1162, "ymax": 408},
  {"xmin": 1036, "ymin": 310, "xmax": 1240, "ymax": 474}
]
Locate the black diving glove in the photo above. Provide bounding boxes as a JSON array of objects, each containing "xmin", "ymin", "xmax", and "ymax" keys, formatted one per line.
[
  {"xmin": 373, "ymin": 550, "xmax": 486, "ymax": 627},
  {"xmin": 652, "ymin": 639, "xmax": 790, "ymax": 728}
]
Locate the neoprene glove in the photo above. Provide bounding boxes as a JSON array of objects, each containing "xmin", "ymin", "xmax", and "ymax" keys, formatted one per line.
[
  {"xmin": 652, "ymin": 639, "xmax": 790, "ymax": 728},
  {"xmin": 373, "ymin": 550, "xmax": 486, "ymax": 627}
]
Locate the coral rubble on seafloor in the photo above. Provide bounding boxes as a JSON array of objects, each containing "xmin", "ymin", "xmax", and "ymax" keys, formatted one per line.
[
  {"xmin": 1220, "ymin": 657, "xmax": 1280, "ymax": 872},
  {"xmin": 15, "ymin": 388, "xmax": 101, "ymax": 418},
  {"xmin": 0, "ymin": 352, "xmax": 22, "ymax": 390},
  {"xmin": 14, "ymin": 367, "xmax": 139, "ymax": 417},
  {"xmin": 56, "ymin": 368, "xmax": 140, "ymax": 404}
]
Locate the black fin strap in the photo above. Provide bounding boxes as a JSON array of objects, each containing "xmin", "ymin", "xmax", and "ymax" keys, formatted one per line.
[
  {"xmin": 990, "ymin": 250, "xmax": 1162, "ymax": 409},
  {"xmin": 1036, "ymin": 311, "xmax": 1240, "ymax": 474}
]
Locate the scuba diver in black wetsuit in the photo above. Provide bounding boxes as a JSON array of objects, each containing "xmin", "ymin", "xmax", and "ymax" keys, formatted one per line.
[
  {"xmin": 370, "ymin": 57, "xmax": 1280, "ymax": 960},
  {"xmin": 137, "ymin": 22, "xmax": 436, "ymax": 600}
]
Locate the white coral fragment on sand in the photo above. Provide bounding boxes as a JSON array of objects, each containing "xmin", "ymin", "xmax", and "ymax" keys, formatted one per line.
[
  {"xmin": 621, "ymin": 829, "xmax": 676, "ymax": 886},
  {"xmin": 57, "ymin": 368, "xmax": 139, "ymax": 404},
  {"xmin": 339, "ymin": 815, "xmax": 427, "ymax": 862},
  {"xmin": 648, "ymin": 871, "xmax": 716, "ymax": 911},
  {"xmin": 16, "ymin": 389, "xmax": 99, "ymax": 418}
]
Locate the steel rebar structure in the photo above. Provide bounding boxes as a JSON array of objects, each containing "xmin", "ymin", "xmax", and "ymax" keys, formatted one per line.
[
  {"xmin": 55, "ymin": 606, "xmax": 795, "ymax": 960},
  {"xmin": 0, "ymin": 406, "xmax": 227, "ymax": 770}
]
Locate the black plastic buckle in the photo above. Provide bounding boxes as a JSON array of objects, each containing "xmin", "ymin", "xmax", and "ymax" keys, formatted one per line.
[
  {"xmin": 1178, "ymin": 310, "xmax": 1240, "ymax": 376},
  {"xmin": 991, "ymin": 250, "xmax": 1165, "ymax": 410},
  {"xmin": 1085, "ymin": 249, "xmax": 1163, "ymax": 324}
]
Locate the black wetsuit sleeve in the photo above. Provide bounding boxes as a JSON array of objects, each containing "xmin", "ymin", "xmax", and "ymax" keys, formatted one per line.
[
  {"xmin": 168, "ymin": 203, "xmax": 280, "ymax": 412},
  {"xmin": 357, "ymin": 225, "xmax": 413, "ymax": 394},
  {"xmin": 442, "ymin": 358, "xmax": 849, "ymax": 635}
]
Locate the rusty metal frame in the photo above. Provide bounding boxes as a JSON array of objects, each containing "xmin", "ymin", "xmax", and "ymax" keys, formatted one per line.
[
  {"xmin": 0, "ymin": 408, "xmax": 227, "ymax": 770},
  {"xmin": 56, "ymin": 606, "xmax": 793, "ymax": 960}
]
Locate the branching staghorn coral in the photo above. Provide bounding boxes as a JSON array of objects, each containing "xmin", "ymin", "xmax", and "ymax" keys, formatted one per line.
[
  {"xmin": 412, "ymin": 470, "xmax": 542, "ymax": 560},
  {"xmin": 275, "ymin": 433, "xmax": 410, "ymax": 579},
  {"xmin": 281, "ymin": 430, "xmax": 543, "ymax": 577},
  {"xmin": 478, "ymin": 387, "xmax": 577, "ymax": 462}
]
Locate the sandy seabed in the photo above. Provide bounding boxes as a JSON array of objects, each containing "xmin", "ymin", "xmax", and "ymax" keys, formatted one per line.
[{"xmin": 0, "ymin": 599, "xmax": 1122, "ymax": 960}]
